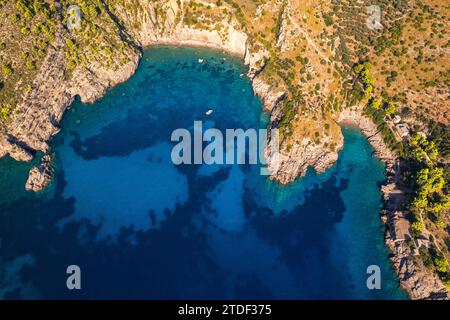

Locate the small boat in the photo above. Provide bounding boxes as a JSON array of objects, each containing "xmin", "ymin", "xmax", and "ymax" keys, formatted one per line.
[
  {"xmin": 205, "ymin": 109, "xmax": 214, "ymax": 116},
  {"xmin": 198, "ymin": 58, "xmax": 204, "ymax": 63}
]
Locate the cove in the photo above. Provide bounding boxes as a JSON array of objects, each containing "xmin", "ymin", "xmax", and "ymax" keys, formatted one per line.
[{"xmin": 0, "ymin": 46, "xmax": 407, "ymax": 299}]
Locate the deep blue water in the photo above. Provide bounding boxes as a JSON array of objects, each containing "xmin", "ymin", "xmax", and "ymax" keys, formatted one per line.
[{"xmin": 0, "ymin": 46, "xmax": 406, "ymax": 299}]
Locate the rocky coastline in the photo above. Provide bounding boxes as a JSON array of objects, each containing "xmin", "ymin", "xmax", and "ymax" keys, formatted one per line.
[
  {"xmin": 338, "ymin": 107, "xmax": 449, "ymax": 300},
  {"xmin": 0, "ymin": 0, "xmax": 447, "ymax": 299},
  {"xmin": 0, "ymin": 0, "xmax": 339, "ymax": 191},
  {"xmin": 25, "ymin": 154, "xmax": 53, "ymax": 192}
]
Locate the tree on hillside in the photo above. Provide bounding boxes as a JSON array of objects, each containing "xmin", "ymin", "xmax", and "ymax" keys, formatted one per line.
[
  {"xmin": 369, "ymin": 97, "xmax": 381, "ymax": 110},
  {"xmin": 385, "ymin": 102, "xmax": 396, "ymax": 115}
]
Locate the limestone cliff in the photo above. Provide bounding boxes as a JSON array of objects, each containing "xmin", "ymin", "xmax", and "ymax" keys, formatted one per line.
[{"xmin": 2, "ymin": 27, "xmax": 139, "ymax": 157}]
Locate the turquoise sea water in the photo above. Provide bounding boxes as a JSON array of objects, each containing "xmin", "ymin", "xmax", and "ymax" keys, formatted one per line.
[{"xmin": 0, "ymin": 46, "xmax": 406, "ymax": 299}]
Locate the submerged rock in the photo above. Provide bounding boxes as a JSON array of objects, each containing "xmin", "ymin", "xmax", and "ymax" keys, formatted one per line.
[{"xmin": 25, "ymin": 155, "xmax": 53, "ymax": 192}]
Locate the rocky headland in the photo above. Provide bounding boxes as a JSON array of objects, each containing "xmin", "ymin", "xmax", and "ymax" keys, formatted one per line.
[
  {"xmin": 0, "ymin": 0, "xmax": 448, "ymax": 299},
  {"xmin": 338, "ymin": 107, "xmax": 449, "ymax": 299},
  {"xmin": 25, "ymin": 154, "xmax": 53, "ymax": 192}
]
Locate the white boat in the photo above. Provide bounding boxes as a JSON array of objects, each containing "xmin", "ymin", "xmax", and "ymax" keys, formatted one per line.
[
  {"xmin": 205, "ymin": 109, "xmax": 214, "ymax": 116},
  {"xmin": 198, "ymin": 58, "xmax": 204, "ymax": 63}
]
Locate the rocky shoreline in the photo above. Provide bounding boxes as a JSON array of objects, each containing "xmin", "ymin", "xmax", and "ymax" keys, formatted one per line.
[
  {"xmin": 0, "ymin": 0, "xmax": 447, "ymax": 299},
  {"xmin": 338, "ymin": 107, "xmax": 449, "ymax": 300},
  {"xmin": 0, "ymin": 24, "xmax": 141, "ymax": 166},
  {"xmin": 0, "ymin": 0, "xmax": 340, "ymax": 192},
  {"xmin": 25, "ymin": 155, "xmax": 53, "ymax": 192}
]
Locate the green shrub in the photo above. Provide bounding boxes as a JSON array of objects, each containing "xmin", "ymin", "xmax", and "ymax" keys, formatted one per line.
[
  {"xmin": 436, "ymin": 220, "xmax": 445, "ymax": 228},
  {"xmin": 0, "ymin": 103, "xmax": 13, "ymax": 121},
  {"xmin": 1, "ymin": 63, "xmax": 13, "ymax": 76},
  {"xmin": 411, "ymin": 221, "xmax": 425, "ymax": 238},
  {"xmin": 26, "ymin": 59, "xmax": 36, "ymax": 70},
  {"xmin": 384, "ymin": 102, "xmax": 397, "ymax": 115},
  {"xmin": 434, "ymin": 256, "xmax": 449, "ymax": 273},
  {"xmin": 323, "ymin": 13, "xmax": 333, "ymax": 26}
]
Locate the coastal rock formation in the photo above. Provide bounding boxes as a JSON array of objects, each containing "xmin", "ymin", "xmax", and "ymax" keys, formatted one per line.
[
  {"xmin": 0, "ymin": 0, "xmax": 341, "ymax": 189},
  {"xmin": 251, "ymin": 77, "xmax": 286, "ymax": 113},
  {"xmin": 339, "ymin": 106, "xmax": 449, "ymax": 300},
  {"xmin": 2, "ymin": 25, "xmax": 140, "ymax": 162},
  {"xmin": 112, "ymin": 0, "xmax": 344, "ymax": 185},
  {"xmin": 386, "ymin": 226, "xmax": 450, "ymax": 300},
  {"xmin": 265, "ymin": 127, "xmax": 342, "ymax": 184},
  {"xmin": 0, "ymin": 136, "xmax": 33, "ymax": 162},
  {"xmin": 25, "ymin": 155, "xmax": 53, "ymax": 192},
  {"xmin": 0, "ymin": 0, "xmax": 447, "ymax": 299},
  {"xmin": 338, "ymin": 108, "xmax": 396, "ymax": 165},
  {"xmin": 384, "ymin": 180, "xmax": 450, "ymax": 299},
  {"xmin": 116, "ymin": 0, "xmax": 248, "ymax": 57}
]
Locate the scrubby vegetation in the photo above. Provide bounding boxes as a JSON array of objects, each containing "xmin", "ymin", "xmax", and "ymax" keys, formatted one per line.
[
  {"xmin": 403, "ymin": 131, "xmax": 449, "ymax": 283},
  {"xmin": 350, "ymin": 53, "xmax": 450, "ymax": 284},
  {"xmin": 0, "ymin": 0, "xmax": 449, "ymax": 292},
  {"xmin": 0, "ymin": 0, "xmax": 137, "ymax": 126}
]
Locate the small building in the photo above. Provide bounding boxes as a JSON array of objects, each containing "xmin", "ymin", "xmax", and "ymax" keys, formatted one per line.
[
  {"xmin": 396, "ymin": 123, "xmax": 410, "ymax": 138},
  {"xmin": 392, "ymin": 115, "xmax": 402, "ymax": 124}
]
